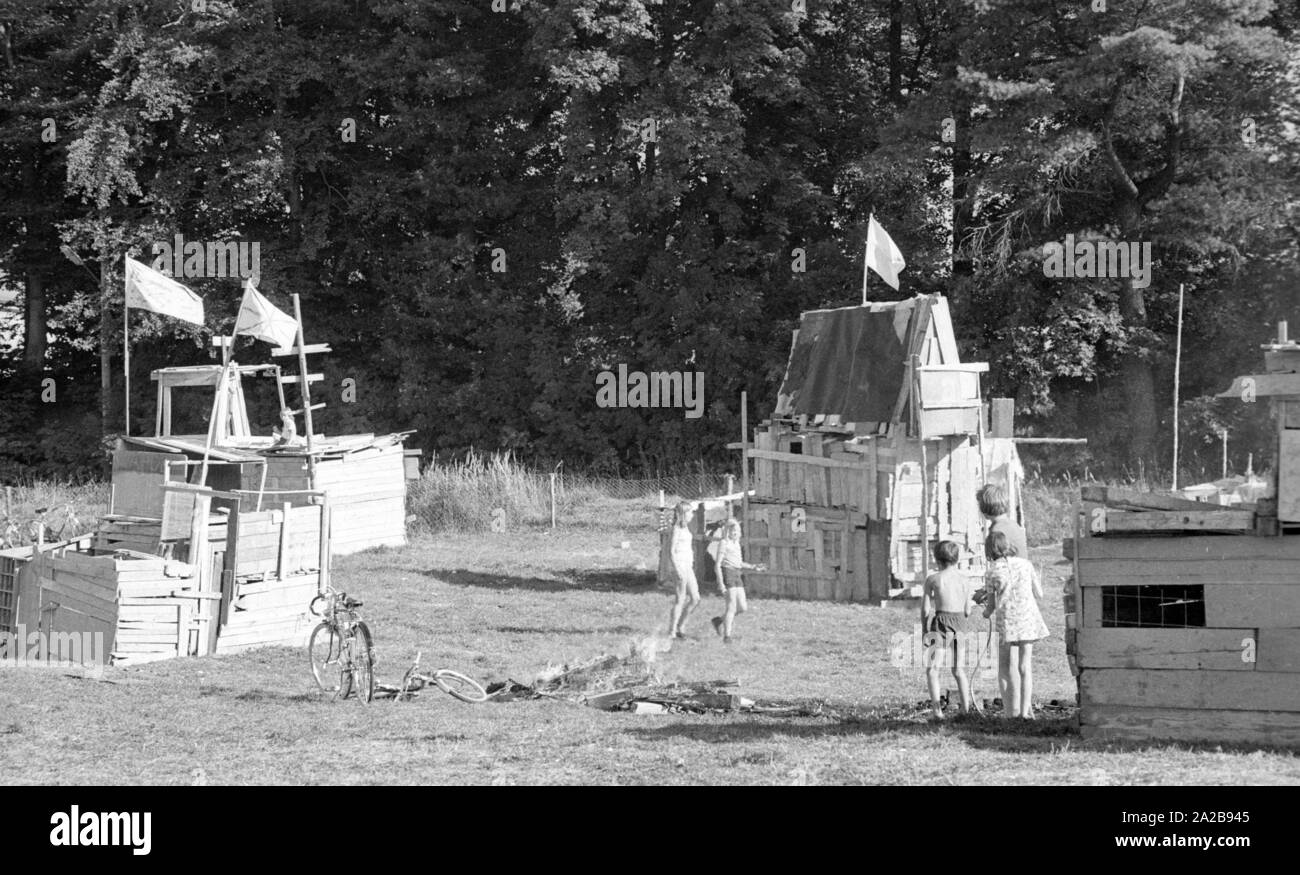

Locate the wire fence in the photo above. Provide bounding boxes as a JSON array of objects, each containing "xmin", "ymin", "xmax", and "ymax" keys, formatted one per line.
[{"xmin": 557, "ymin": 473, "xmax": 735, "ymax": 502}]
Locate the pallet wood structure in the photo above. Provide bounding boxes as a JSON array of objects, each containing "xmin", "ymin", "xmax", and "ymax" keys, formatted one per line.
[
  {"xmin": 1067, "ymin": 324, "xmax": 1300, "ymax": 747},
  {"xmin": 0, "ymin": 298, "xmax": 418, "ymax": 664},
  {"xmin": 735, "ymin": 294, "xmax": 1024, "ymax": 603},
  {"xmin": 6, "ymin": 497, "xmax": 329, "ymax": 663}
]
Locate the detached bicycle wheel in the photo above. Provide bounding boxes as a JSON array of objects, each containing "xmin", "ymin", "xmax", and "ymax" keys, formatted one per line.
[
  {"xmin": 309, "ymin": 622, "xmax": 344, "ymax": 694},
  {"xmin": 351, "ymin": 622, "xmax": 376, "ymax": 704},
  {"xmin": 433, "ymin": 669, "xmax": 488, "ymax": 703}
]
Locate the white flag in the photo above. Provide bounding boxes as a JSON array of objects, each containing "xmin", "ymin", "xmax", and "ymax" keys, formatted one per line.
[
  {"xmin": 865, "ymin": 215, "xmax": 906, "ymax": 291},
  {"xmin": 234, "ymin": 280, "xmax": 299, "ymax": 349},
  {"xmin": 124, "ymin": 257, "xmax": 204, "ymax": 324}
]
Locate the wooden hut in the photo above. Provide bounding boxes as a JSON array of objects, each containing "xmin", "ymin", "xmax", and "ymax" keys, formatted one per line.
[
  {"xmin": 740, "ymin": 294, "xmax": 1023, "ymax": 603},
  {"xmin": 1068, "ymin": 324, "xmax": 1300, "ymax": 746}
]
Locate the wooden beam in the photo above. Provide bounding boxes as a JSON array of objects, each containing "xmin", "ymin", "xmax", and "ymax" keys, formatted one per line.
[
  {"xmin": 1075, "ymin": 534, "xmax": 1300, "ymax": 562},
  {"xmin": 1081, "ymin": 668, "xmax": 1300, "ymax": 712},
  {"xmin": 161, "ymin": 483, "xmax": 240, "ymax": 501},
  {"xmin": 278, "ymin": 373, "xmax": 324, "ymax": 385},
  {"xmin": 1011, "ymin": 437, "xmax": 1087, "ymax": 445},
  {"xmin": 270, "ymin": 343, "xmax": 332, "ymax": 357},
  {"xmin": 748, "ymin": 449, "xmax": 863, "ymax": 469},
  {"xmin": 1101, "ymin": 509, "xmax": 1255, "ymax": 533},
  {"xmin": 1080, "ymin": 704, "xmax": 1300, "ymax": 746},
  {"xmin": 1217, "ymin": 372, "xmax": 1300, "ymax": 399},
  {"xmin": 1079, "ymin": 485, "xmax": 1210, "ymax": 512},
  {"xmin": 1076, "ymin": 628, "xmax": 1255, "ymax": 671}
]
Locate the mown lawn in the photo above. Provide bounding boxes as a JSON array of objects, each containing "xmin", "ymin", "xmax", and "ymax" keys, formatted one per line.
[{"xmin": 1, "ymin": 497, "xmax": 1298, "ymax": 785}]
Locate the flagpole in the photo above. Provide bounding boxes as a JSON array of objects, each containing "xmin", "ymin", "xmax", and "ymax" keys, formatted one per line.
[
  {"xmin": 1172, "ymin": 282, "xmax": 1185, "ymax": 491},
  {"xmin": 863, "ymin": 214, "xmax": 873, "ymax": 306},
  {"xmin": 123, "ymin": 299, "xmax": 130, "ymax": 436}
]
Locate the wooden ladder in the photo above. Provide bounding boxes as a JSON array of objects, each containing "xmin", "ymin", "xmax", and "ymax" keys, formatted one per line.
[{"xmin": 269, "ymin": 293, "xmax": 331, "ymax": 490}]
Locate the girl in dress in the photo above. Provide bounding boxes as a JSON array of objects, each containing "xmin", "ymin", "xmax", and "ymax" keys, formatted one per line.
[{"xmin": 984, "ymin": 531, "xmax": 1049, "ymax": 719}]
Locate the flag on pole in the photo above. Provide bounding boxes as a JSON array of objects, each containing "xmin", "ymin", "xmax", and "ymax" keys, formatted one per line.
[
  {"xmin": 234, "ymin": 280, "xmax": 299, "ymax": 349},
  {"xmin": 124, "ymin": 257, "xmax": 205, "ymax": 324},
  {"xmin": 864, "ymin": 214, "xmax": 906, "ymax": 292}
]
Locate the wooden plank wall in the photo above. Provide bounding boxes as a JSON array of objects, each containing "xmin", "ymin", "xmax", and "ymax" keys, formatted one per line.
[
  {"xmin": 747, "ymin": 422, "xmax": 993, "ymax": 602},
  {"xmin": 215, "ymin": 570, "xmax": 319, "ymax": 654},
  {"xmin": 1074, "ymin": 533, "xmax": 1300, "ymax": 746},
  {"xmin": 314, "ymin": 445, "xmax": 407, "ymax": 555}
]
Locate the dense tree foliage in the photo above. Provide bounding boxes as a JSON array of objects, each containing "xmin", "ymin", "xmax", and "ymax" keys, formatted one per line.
[{"xmin": 1, "ymin": 0, "xmax": 1297, "ymax": 482}]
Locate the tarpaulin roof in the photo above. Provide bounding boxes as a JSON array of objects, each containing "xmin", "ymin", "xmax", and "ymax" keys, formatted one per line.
[{"xmin": 774, "ymin": 297, "xmax": 944, "ymax": 423}]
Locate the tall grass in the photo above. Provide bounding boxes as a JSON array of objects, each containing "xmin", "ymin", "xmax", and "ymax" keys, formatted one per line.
[
  {"xmin": 0, "ymin": 480, "xmax": 109, "ymax": 548},
  {"xmin": 407, "ymin": 450, "xmax": 613, "ymax": 533}
]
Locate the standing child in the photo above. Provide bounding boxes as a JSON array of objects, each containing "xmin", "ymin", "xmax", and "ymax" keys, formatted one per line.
[
  {"xmin": 710, "ymin": 519, "xmax": 765, "ymax": 643},
  {"xmin": 667, "ymin": 501, "xmax": 700, "ymax": 639},
  {"xmin": 921, "ymin": 540, "xmax": 973, "ymax": 719},
  {"xmin": 985, "ymin": 531, "xmax": 1049, "ymax": 718}
]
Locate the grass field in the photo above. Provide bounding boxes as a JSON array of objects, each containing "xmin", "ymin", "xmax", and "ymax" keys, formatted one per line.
[{"xmin": 1, "ymin": 495, "xmax": 1298, "ymax": 785}]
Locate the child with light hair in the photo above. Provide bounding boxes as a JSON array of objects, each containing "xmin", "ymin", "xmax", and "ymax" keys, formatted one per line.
[
  {"xmin": 668, "ymin": 501, "xmax": 700, "ymax": 639},
  {"xmin": 709, "ymin": 518, "xmax": 766, "ymax": 643}
]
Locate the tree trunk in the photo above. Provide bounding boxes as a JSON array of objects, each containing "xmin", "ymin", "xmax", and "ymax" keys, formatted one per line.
[
  {"xmin": 1117, "ymin": 202, "xmax": 1157, "ymax": 466},
  {"xmin": 22, "ymin": 270, "xmax": 46, "ymax": 370},
  {"xmin": 888, "ymin": 0, "xmax": 903, "ymax": 105}
]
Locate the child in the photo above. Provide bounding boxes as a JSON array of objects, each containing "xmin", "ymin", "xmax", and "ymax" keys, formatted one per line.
[
  {"xmin": 976, "ymin": 483, "xmax": 1028, "ymax": 561},
  {"xmin": 709, "ymin": 519, "xmax": 765, "ymax": 643},
  {"xmin": 985, "ymin": 531, "xmax": 1049, "ymax": 718},
  {"xmin": 921, "ymin": 540, "xmax": 972, "ymax": 719},
  {"xmin": 667, "ymin": 501, "xmax": 701, "ymax": 639}
]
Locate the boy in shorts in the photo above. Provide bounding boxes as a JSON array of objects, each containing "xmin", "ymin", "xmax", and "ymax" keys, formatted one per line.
[
  {"xmin": 710, "ymin": 518, "xmax": 766, "ymax": 643},
  {"xmin": 921, "ymin": 540, "xmax": 973, "ymax": 719}
]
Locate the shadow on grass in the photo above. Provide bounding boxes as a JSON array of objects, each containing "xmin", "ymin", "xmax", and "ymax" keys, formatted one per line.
[
  {"xmin": 497, "ymin": 625, "xmax": 640, "ymax": 636},
  {"xmin": 427, "ymin": 568, "xmax": 659, "ymax": 593},
  {"xmin": 622, "ymin": 705, "xmax": 1081, "ymax": 753},
  {"xmin": 197, "ymin": 686, "xmax": 318, "ymax": 705}
]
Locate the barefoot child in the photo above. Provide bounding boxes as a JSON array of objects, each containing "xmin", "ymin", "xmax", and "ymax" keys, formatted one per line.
[
  {"xmin": 985, "ymin": 531, "xmax": 1049, "ymax": 718},
  {"xmin": 921, "ymin": 540, "xmax": 973, "ymax": 719},
  {"xmin": 667, "ymin": 501, "xmax": 701, "ymax": 639},
  {"xmin": 710, "ymin": 518, "xmax": 765, "ymax": 643}
]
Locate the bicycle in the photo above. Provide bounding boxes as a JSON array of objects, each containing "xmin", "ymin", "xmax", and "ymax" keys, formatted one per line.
[
  {"xmin": 308, "ymin": 586, "xmax": 375, "ymax": 703},
  {"xmin": 374, "ymin": 651, "xmax": 488, "ymax": 704}
]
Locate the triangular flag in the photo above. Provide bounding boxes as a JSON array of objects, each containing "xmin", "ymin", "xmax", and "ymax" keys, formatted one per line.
[
  {"xmin": 865, "ymin": 215, "xmax": 906, "ymax": 291},
  {"xmin": 234, "ymin": 281, "xmax": 299, "ymax": 349},
  {"xmin": 124, "ymin": 257, "xmax": 204, "ymax": 325}
]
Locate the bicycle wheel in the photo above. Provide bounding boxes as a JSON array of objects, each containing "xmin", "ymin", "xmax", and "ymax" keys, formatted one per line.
[
  {"xmin": 351, "ymin": 622, "xmax": 375, "ymax": 704},
  {"xmin": 433, "ymin": 669, "xmax": 488, "ymax": 703},
  {"xmin": 309, "ymin": 622, "xmax": 344, "ymax": 694}
]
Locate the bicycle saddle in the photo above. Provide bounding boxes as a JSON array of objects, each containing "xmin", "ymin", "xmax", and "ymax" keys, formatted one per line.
[{"xmin": 343, "ymin": 597, "xmax": 363, "ymax": 609}]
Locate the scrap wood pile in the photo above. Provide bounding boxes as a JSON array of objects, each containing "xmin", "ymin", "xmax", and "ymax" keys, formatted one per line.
[{"xmin": 486, "ymin": 648, "xmax": 825, "ymax": 716}]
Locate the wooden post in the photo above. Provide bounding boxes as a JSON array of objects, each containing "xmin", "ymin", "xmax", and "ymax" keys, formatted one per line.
[
  {"xmin": 740, "ymin": 391, "xmax": 749, "ymax": 538},
  {"xmin": 912, "ymin": 355, "xmax": 930, "ymax": 587},
  {"xmin": 4, "ymin": 486, "xmax": 10, "ymax": 519},
  {"xmin": 317, "ymin": 493, "xmax": 331, "ymax": 594},
  {"xmin": 725, "ymin": 474, "xmax": 734, "ymax": 519},
  {"xmin": 549, "ymin": 472, "xmax": 557, "ymax": 530},
  {"xmin": 277, "ymin": 501, "xmax": 291, "ymax": 581},
  {"xmin": 291, "ymin": 293, "xmax": 317, "ymax": 490},
  {"xmin": 1221, "ymin": 429, "xmax": 1229, "ymax": 480},
  {"xmin": 1172, "ymin": 283, "xmax": 1185, "ymax": 491}
]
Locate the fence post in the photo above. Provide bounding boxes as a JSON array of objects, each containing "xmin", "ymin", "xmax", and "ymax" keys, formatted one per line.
[
  {"xmin": 549, "ymin": 472, "xmax": 557, "ymax": 530},
  {"xmin": 4, "ymin": 486, "xmax": 10, "ymax": 519},
  {"xmin": 725, "ymin": 474, "xmax": 734, "ymax": 519}
]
